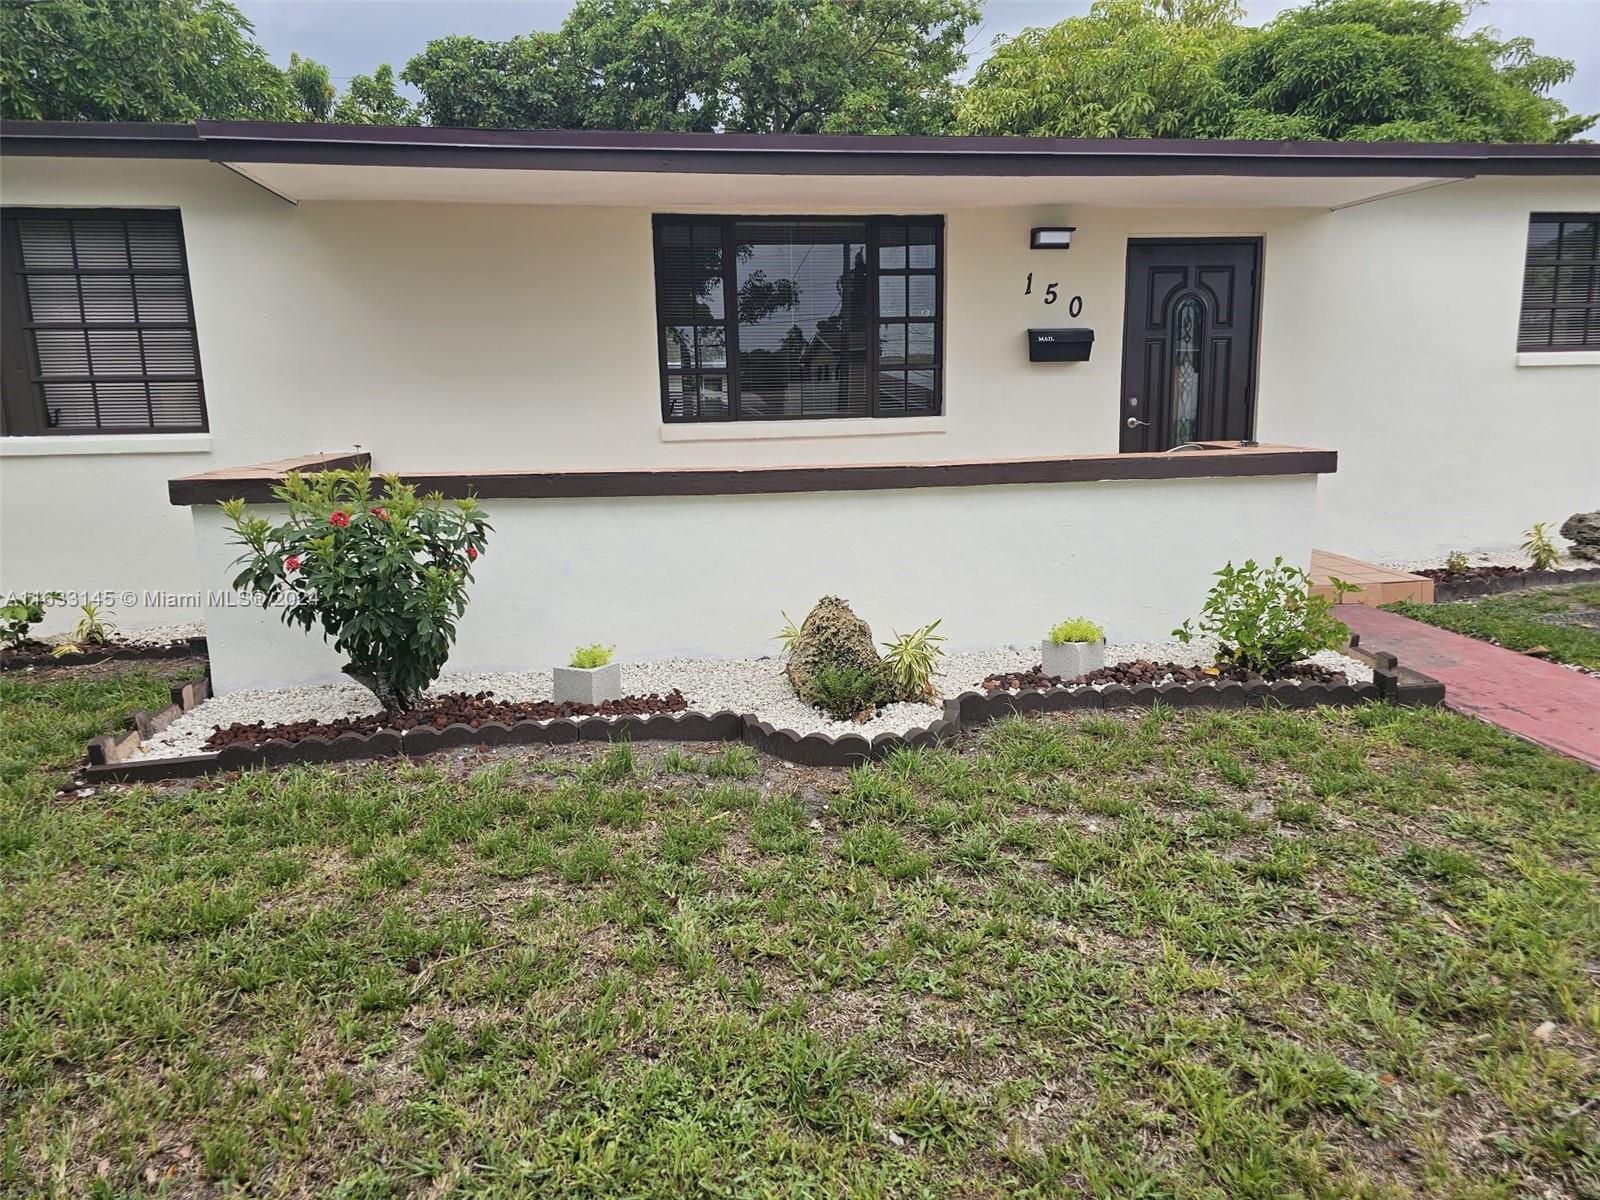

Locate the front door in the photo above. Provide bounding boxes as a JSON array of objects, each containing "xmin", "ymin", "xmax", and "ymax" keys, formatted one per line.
[{"xmin": 1119, "ymin": 239, "xmax": 1260, "ymax": 452}]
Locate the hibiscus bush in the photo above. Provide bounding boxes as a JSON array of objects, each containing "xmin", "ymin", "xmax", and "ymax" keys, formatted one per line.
[{"xmin": 222, "ymin": 468, "xmax": 491, "ymax": 711}]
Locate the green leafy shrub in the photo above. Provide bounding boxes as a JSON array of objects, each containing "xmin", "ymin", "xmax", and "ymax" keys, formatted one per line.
[
  {"xmin": 1, "ymin": 591, "xmax": 59, "ymax": 648},
  {"xmin": 569, "ymin": 644, "xmax": 615, "ymax": 669},
  {"xmin": 811, "ymin": 664, "xmax": 888, "ymax": 722},
  {"xmin": 1443, "ymin": 550, "xmax": 1470, "ymax": 576},
  {"xmin": 1522, "ymin": 522, "xmax": 1561, "ymax": 571},
  {"xmin": 223, "ymin": 467, "xmax": 491, "ymax": 711},
  {"xmin": 880, "ymin": 619, "xmax": 946, "ymax": 702},
  {"xmin": 1048, "ymin": 616, "xmax": 1105, "ymax": 644},
  {"xmin": 1175, "ymin": 557, "xmax": 1353, "ymax": 674}
]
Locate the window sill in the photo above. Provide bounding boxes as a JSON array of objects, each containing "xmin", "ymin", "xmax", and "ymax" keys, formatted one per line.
[
  {"xmin": 1515, "ymin": 351, "xmax": 1600, "ymax": 368},
  {"xmin": 0, "ymin": 433, "xmax": 213, "ymax": 458},
  {"xmin": 660, "ymin": 417, "xmax": 948, "ymax": 443}
]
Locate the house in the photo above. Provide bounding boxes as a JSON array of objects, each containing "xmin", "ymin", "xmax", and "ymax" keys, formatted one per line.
[{"xmin": 0, "ymin": 122, "xmax": 1595, "ymax": 690}]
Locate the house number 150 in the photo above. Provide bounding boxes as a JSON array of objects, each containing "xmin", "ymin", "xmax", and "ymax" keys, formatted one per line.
[{"xmin": 1024, "ymin": 273, "xmax": 1083, "ymax": 317}]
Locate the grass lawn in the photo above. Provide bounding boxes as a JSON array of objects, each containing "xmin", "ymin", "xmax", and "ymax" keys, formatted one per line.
[
  {"xmin": 1386, "ymin": 584, "xmax": 1600, "ymax": 671},
  {"xmin": 2, "ymin": 666, "xmax": 1598, "ymax": 1198}
]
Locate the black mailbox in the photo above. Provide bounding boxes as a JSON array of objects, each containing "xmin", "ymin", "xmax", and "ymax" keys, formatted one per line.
[{"xmin": 1028, "ymin": 328, "xmax": 1094, "ymax": 363}]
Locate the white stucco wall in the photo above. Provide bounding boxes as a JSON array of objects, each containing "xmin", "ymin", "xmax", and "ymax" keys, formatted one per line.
[
  {"xmin": 1259, "ymin": 177, "xmax": 1600, "ymax": 561},
  {"xmin": 192, "ymin": 473, "xmax": 1320, "ymax": 694},
  {"xmin": 1, "ymin": 155, "xmax": 1595, "ymax": 636}
]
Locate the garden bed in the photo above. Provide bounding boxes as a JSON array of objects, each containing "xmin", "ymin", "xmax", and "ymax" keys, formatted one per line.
[
  {"xmin": 1392, "ymin": 553, "xmax": 1600, "ymax": 602},
  {"xmin": 81, "ymin": 640, "xmax": 1431, "ymax": 781},
  {"xmin": 1, "ymin": 631, "xmax": 206, "ymax": 670}
]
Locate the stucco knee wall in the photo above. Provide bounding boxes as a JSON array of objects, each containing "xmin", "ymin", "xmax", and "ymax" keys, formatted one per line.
[{"xmin": 193, "ymin": 473, "xmax": 1320, "ymax": 695}]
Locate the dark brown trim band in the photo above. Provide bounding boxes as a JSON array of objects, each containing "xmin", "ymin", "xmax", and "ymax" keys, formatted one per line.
[
  {"xmin": 169, "ymin": 444, "xmax": 1336, "ymax": 506},
  {"xmin": 3, "ymin": 121, "xmax": 1596, "ymax": 178}
]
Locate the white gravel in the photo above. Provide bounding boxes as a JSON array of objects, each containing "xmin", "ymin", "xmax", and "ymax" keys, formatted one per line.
[{"xmin": 134, "ymin": 639, "xmax": 1373, "ymax": 761}]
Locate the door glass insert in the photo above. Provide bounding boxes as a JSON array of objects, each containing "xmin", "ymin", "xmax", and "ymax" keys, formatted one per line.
[{"xmin": 1171, "ymin": 296, "xmax": 1202, "ymax": 445}]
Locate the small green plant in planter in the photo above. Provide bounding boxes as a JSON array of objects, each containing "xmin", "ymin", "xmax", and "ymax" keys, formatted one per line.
[
  {"xmin": 51, "ymin": 603, "xmax": 116, "ymax": 658},
  {"xmin": 223, "ymin": 467, "xmax": 491, "ymax": 712},
  {"xmin": 555, "ymin": 643, "xmax": 621, "ymax": 705},
  {"xmin": 1443, "ymin": 550, "xmax": 1470, "ymax": 576},
  {"xmin": 1522, "ymin": 522, "xmax": 1561, "ymax": 571},
  {"xmin": 1, "ymin": 591, "xmax": 60, "ymax": 650},
  {"xmin": 1175, "ymin": 557, "xmax": 1354, "ymax": 675},
  {"xmin": 570, "ymin": 644, "xmax": 615, "ymax": 669},
  {"xmin": 1042, "ymin": 616, "xmax": 1106, "ymax": 679}
]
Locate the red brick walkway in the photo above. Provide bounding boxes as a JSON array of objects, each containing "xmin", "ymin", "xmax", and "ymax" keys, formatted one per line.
[{"xmin": 1338, "ymin": 605, "xmax": 1600, "ymax": 770}]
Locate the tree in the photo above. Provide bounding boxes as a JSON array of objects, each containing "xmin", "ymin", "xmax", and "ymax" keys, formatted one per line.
[
  {"xmin": 286, "ymin": 51, "xmax": 334, "ymax": 121},
  {"xmin": 956, "ymin": 0, "xmax": 1242, "ymax": 138},
  {"xmin": 1207, "ymin": 0, "xmax": 1594, "ymax": 142},
  {"xmin": 331, "ymin": 63, "xmax": 418, "ymax": 125},
  {"xmin": 402, "ymin": 32, "xmax": 587, "ymax": 129},
  {"xmin": 0, "ymin": 0, "xmax": 297, "ymax": 121},
  {"xmin": 403, "ymin": 0, "xmax": 980, "ymax": 134}
]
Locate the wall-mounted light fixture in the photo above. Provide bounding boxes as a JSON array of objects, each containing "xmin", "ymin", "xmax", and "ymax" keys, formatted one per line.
[{"xmin": 1030, "ymin": 226, "xmax": 1075, "ymax": 250}]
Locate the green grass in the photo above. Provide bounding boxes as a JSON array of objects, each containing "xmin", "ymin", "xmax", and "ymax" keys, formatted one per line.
[
  {"xmin": 2, "ymin": 666, "xmax": 1598, "ymax": 1197},
  {"xmin": 1386, "ymin": 584, "xmax": 1600, "ymax": 670}
]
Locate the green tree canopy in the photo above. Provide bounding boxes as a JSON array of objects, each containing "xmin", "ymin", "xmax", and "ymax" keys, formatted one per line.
[
  {"xmin": 957, "ymin": 0, "xmax": 1242, "ymax": 138},
  {"xmin": 0, "ymin": 0, "xmax": 297, "ymax": 121},
  {"xmin": 330, "ymin": 64, "xmax": 419, "ymax": 126},
  {"xmin": 286, "ymin": 51, "xmax": 334, "ymax": 121},
  {"xmin": 403, "ymin": 0, "xmax": 980, "ymax": 134},
  {"xmin": 1208, "ymin": 0, "xmax": 1593, "ymax": 141}
]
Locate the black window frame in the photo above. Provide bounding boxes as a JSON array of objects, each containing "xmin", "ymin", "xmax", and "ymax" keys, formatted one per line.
[
  {"xmin": 652, "ymin": 213, "xmax": 944, "ymax": 423},
  {"xmin": 0, "ymin": 206, "xmax": 209, "ymax": 436},
  {"xmin": 1517, "ymin": 211, "xmax": 1600, "ymax": 353}
]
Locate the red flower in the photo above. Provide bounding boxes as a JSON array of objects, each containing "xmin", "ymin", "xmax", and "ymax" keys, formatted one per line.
[
  {"xmin": 329, "ymin": 511, "xmax": 350, "ymax": 528},
  {"xmin": 467, "ymin": 545, "xmax": 479, "ymax": 560},
  {"xmin": 369, "ymin": 507, "xmax": 390, "ymax": 521},
  {"xmin": 285, "ymin": 556, "xmax": 301, "ymax": 573}
]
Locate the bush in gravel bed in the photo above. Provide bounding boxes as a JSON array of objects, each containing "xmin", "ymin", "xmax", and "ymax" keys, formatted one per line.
[
  {"xmin": 1, "ymin": 591, "xmax": 58, "ymax": 650},
  {"xmin": 223, "ymin": 467, "xmax": 491, "ymax": 712},
  {"xmin": 1175, "ymin": 557, "xmax": 1353, "ymax": 674}
]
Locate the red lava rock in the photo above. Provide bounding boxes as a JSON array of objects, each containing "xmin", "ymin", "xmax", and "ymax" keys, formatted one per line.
[
  {"xmin": 979, "ymin": 659, "xmax": 1348, "ymax": 692},
  {"xmin": 203, "ymin": 689, "xmax": 690, "ymax": 750}
]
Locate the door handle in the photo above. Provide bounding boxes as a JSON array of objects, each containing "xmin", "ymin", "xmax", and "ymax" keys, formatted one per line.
[{"xmin": 1126, "ymin": 415, "xmax": 1149, "ymax": 429}]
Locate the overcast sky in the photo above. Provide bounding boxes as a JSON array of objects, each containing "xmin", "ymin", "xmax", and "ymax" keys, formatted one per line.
[{"xmin": 236, "ymin": 0, "xmax": 1600, "ymax": 117}]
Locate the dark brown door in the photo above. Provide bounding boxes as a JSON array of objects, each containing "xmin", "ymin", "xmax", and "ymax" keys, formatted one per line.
[{"xmin": 1119, "ymin": 239, "xmax": 1260, "ymax": 452}]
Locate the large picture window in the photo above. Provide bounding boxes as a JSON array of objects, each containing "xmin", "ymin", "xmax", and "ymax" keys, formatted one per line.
[
  {"xmin": 653, "ymin": 215, "xmax": 942, "ymax": 422},
  {"xmin": 1518, "ymin": 212, "xmax": 1599, "ymax": 352},
  {"xmin": 0, "ymin": 208, "xmax": 208, "ymax": 435}
]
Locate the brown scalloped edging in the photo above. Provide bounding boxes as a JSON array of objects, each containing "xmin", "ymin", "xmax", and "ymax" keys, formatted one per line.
[
  {"xmin": 1429, "ymin": 565, "xmax": 1600, "ymax": 603},
  {"xmin": 2, "ymin": 636, "xmax": 207, "ymax": 671},
  {"xmin": 80, "ymin": 651, "xmax": 1445, "ymax": 782}
]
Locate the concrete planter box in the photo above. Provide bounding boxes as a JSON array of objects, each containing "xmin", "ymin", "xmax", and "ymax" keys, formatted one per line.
[
  {"xmin": 552, "ymin": 662, "xmax": 622, "ymax": 706},
  {"xmin": 1041, "ymin": 638, "xmax": 1105, "ymax": 680}
]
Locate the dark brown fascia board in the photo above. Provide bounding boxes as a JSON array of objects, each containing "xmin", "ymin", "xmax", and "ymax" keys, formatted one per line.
[
  {"xmin": 3, "ymin": 120, "xmax": 1597, "ymax": 177},
  {"xmin": 0, "ymin": 120, "xmax": 205, "ymax": 158},
  {"xmin": 169, "ymin": 447, "xmax": 1337, "ymax": 506}
]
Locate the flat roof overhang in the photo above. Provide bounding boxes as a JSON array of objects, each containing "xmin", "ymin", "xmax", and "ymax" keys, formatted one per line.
[{"xmin": 4, "ymin": 120, "xmax": 1597, "ymax": 209}]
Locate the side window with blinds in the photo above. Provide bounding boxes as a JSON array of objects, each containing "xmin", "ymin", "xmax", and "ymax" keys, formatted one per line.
[
  {"xmin": 653, "ymin": 215, "xmax": 943, "ymax": 422},
  {"xmin": 0, "ymin": 209, "xmax": 208, "ymax": 435},
  {"xmin": 1518, "ymin": 213, "xmax": 1599, "ymax": 352}
]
